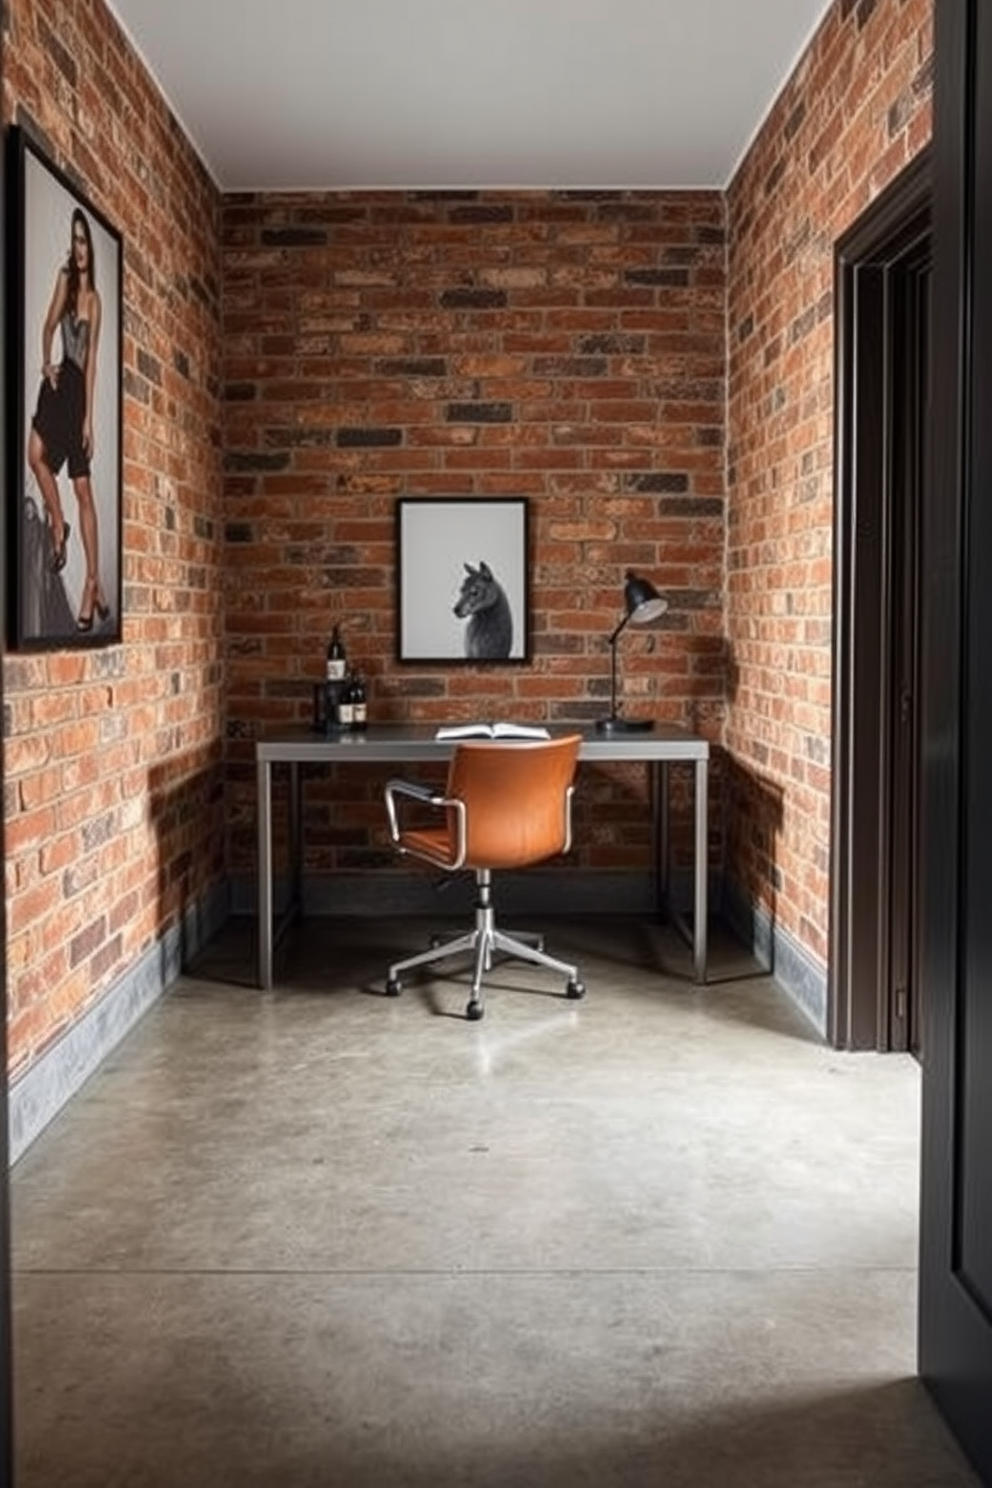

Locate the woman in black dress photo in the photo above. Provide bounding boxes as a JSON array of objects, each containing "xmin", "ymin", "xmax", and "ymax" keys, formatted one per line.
[{"xmin": 26, "ymin": 206, "xmax": 111, "ymax": 632}]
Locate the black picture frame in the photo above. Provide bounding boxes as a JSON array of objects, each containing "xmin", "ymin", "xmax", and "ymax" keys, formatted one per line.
[
  {"xmin": 6, "ymin": 126, "xmax": 123, "ymax": 649},
  {"xmin": 397, "ymin": 497, "xmax": 530, "ymax": 664}
]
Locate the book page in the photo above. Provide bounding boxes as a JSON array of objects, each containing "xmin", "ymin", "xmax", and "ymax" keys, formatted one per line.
[
  {"xmin": 493, "ymin": 722, "xmax": 550, "ymax": 739},
  {"xmin": 434, "ymin": 722, "xmax": 550, "ymax": 740},
  {"xmin": 435, "ymin": 723, "xmax": 490, "ymax": 740}
]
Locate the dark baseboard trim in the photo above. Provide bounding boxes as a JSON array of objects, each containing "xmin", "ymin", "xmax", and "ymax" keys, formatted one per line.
[
  {"xmin": 229, "ymin": 866, "xmax": 716, "ymax": 920},
  {"xmin": 8, "ymin": 881, "xmax": 230, "ymax": 1163},
  {"xmin": 721, "ymin": 876, "xmax": 827, "ymax": 1036}
]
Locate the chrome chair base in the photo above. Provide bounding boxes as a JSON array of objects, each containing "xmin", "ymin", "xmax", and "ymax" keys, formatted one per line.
[{"xmin": 385, "ymin": 877, "xmax": 585, "ymax": 1021}]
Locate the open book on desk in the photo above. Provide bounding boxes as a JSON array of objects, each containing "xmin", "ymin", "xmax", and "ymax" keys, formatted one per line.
[{"xmin": 434, "ymin": 721, "xmax": 551, "ymax": 741}]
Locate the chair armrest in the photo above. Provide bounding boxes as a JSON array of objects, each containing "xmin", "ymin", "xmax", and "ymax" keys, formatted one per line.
[
  {"xmin": 563, "ymin": 782, "xmax": 575, "ymax": 856},
  {"xmin": 386, "ymin": 778, "xmax": 444, "ymax": 807},
  {"xmin": 383, "ymin": 777, "xmax": 455, "ymax": 845},
  {"xmin": 384, "ymin": 778, "xmax": 468, "ymax": 867}
]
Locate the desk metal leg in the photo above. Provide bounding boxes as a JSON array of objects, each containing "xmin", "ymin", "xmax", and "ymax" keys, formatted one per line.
[
  {"xmin": 649, "ymin": 760, "xmax": 671, "ymax": 921},
  {"xmin": 657, "ymin": 760, "xmax": 670, "ymax": 913},
  {"xmin": 257, "ymin": 755, "xmax": 273, "ymax": 990},
  {"xmin": 258, "ymin": 761, "xmax": 305, "ymax": 990},
  {"xmin": 654, "ymin": 757, "xmax": 706, "ymax": 983},
  {"xmin": 288, "ymin": 762, "xmax": 301, "ymax": 911},
  {"xmin": 694, "ymin": 756, "xmax": 708, "ymax": 984}
]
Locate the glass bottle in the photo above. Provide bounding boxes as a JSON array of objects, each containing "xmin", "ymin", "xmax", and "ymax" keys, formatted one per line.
[
  {"xmin": 326, "ymin": 624, "xmax": 347, "ymax": 682},
  {"xmin": 336, "ymin": 671, "xmax": 355, "ymax": 730},
  {"xmin": 351, "ymin": 672, "xmax": 368, "ymax": 731}
]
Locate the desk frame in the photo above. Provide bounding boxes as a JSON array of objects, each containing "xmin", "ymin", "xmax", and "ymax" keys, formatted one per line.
[{"xmin": 255, "ymin": 725, "xmax": 709, "ymax": 991}]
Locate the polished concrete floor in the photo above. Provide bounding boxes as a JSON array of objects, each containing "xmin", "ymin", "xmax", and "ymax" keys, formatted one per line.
[{"xmin": 9, "ymin": 914, "xmax": 981, "ymax": 1487}]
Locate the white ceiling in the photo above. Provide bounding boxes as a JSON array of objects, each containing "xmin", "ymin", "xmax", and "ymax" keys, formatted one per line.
[{"xmin": 106, "ymin": 0, "xmax": 833, "ymax": 192}]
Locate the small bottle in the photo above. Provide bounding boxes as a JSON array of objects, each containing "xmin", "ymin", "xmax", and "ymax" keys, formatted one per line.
[
  {"xmin": 326, "ymin": 624, "xmax": 347, "ymax": 682},
  {"xmin": 336, "ymin": 672, "xmax": 355, "ymax": 730},
  {"xmin": 351, "ymin": 672, "xmax": 368, "ymax": 731}
]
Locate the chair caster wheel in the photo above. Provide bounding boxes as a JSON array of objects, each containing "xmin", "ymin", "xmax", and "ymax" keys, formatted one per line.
[
  {"xmin": 385, "ymin": 977, "xmax": 402, "ymax": 997},
  {"xmin": 566, "ymin": 979, "xmax": 585, "ymax": 1000},
  {"xmin": 466, "ymin": 1000, "xmax": 484, "ymax": 1021}
]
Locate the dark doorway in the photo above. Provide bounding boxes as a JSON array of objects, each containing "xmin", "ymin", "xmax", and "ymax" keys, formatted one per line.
[
  {"xmin": 1, "ymin": 38, "xmax": 14, "ymax": 1487},
  {"xmin": 830, "ymin": 149, "xmax": 932, "ymax": 1053}
]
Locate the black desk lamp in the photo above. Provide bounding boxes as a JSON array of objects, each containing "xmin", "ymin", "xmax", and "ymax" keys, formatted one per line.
[{"xmin": 595, "ymin": 570, "xmax": 668, "ymax": 734}]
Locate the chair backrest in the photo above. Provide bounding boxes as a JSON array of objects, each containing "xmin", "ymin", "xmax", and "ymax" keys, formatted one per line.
[{"xmin": 445, "ymin": 734, "xmax": 582, "ymax": 870}]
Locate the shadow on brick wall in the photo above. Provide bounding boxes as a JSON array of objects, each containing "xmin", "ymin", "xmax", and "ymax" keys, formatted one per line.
[
  {"xmin": 720, "ymin": 755, "xmax": 784, "ymax": 974},
  {"xmin": 147, "ymin": 751, "xmax": 227, "ymax": 977}
]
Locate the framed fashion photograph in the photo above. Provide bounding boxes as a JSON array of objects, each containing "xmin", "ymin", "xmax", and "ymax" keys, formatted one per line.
[
  {"xmin": 397, "ymin": 497, "xmax": 530, "ymax": 664},
  {"xmin": 7, "ymin": 126, "xmax": 122, "ymax": 649}
]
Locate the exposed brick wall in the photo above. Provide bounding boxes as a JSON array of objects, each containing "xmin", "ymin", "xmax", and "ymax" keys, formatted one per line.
[
  {"xmin": 2, "ymin": 0, "xmax": 226, "ymax": 1073},
  {"xmin": 2, "ymin": 0, "xmax": 938, "ymax": 1081},
  {"xmin": 221, "ymin": 192, "xmax": 728, "ymax": 878},
  {"xmin": 725, "ymin": 0, "xmax": 933, "ymax": 965}
]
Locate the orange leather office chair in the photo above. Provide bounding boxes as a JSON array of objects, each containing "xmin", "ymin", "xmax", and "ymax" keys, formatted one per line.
[{"xmin": 383, "ymin": 735, "xmax": 586, "ymax": 1020}]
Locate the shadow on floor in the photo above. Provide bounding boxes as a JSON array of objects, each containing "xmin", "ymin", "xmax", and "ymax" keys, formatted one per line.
[{"xmin": 184, "ymin": 913, "xmax": 812, "ymax": 1044}]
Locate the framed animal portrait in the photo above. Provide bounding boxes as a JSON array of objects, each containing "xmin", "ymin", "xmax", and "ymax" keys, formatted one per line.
[
  {"xmin": 396, "ymin": 497, "xmax": 530, "ymax": 664},
  {"xmin": 6, "ymin": 126, "xmax": 123, "ymax": 649}
]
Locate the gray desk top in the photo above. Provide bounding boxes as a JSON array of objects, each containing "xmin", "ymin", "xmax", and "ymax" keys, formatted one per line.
[{"xmin": 255, "ymin": 723, "xmax": 709, "ymax": 765}]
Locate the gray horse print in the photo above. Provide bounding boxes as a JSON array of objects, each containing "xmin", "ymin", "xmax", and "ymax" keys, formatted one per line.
[{"xmin": 453, "ymin": 561, "xmax": 514, "ymax": 660}]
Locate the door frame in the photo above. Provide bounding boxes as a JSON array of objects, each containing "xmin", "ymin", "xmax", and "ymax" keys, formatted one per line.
[
  {"xmin": 1, "ymin": 40, "xmax": 14, "ymax": 1483},
  {"xmin": 829, "ymin": 148, "xmax": 932, "ymax": 1051}
]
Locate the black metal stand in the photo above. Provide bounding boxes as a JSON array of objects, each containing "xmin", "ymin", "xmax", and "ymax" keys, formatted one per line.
[
  {"xmin": 595, "ymin": 714, "xmax": 655, "ymax": 734},
  {"xmin": 595, "ymin": 613, "xmax": 656, "ymax": 734}
]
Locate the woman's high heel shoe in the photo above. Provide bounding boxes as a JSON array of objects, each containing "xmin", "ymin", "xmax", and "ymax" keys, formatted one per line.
[
  {"xmin": 50, "ymin": 522, "xmax": 71, "ymax": 574},
  {"xmin": 77, "ymin": 580, "xmax": 110, "ymax": 633}
]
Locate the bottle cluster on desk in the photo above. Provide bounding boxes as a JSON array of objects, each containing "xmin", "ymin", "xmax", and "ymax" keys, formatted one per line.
[{"xmin": 318, "ymin": 624, "xmax": 367, "ymax": 733}]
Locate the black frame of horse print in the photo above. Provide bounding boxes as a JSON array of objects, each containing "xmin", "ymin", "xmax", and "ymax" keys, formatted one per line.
[
  {"xmin": 396, "ymin": 497, "xmax": 531, "ymax": 665},
  {"xmin": 6, "ymin": 126, "xmax": 123, "ymax": 650}
]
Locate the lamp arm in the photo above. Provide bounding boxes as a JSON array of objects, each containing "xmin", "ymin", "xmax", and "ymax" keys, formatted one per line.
[
  {"xmin": 607, "ymin": 611, "xmax": 633, "ymax": 647},
  {"xmin": 606, "ymin": 611, "xmax": 632, "ymax": 721}
]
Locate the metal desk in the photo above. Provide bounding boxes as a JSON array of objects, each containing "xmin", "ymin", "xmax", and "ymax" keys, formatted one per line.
[{"xmin": 255, "ymin": 723, "xmax": 709, "ymax": 990}]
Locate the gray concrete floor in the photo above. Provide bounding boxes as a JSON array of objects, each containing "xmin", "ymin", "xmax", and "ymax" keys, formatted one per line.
[{"xmin": 9, "ymin": 914, "xmax": 981, "ymax": 1487}]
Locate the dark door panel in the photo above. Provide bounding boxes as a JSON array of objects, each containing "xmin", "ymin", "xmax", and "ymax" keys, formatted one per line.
[
  {"xmin": 919, "ymin": 1, "xmax": 992, "ymax": 1478},
  {"xmin": 888, "ymin": 251, "xmax": 930, "ymax": 1057}
]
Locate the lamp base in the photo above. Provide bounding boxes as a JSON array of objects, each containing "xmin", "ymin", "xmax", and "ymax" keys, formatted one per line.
[{"xmin": 594, "ymin": 716, "xmax": 656, "ymax": 735}]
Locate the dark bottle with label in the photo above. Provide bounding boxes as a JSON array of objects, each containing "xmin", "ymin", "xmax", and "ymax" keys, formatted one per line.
[
  {"xmin": 336, "ymin": 672, "xmax": 355, "ymax": 730},
  {"xmin": 326, "ymin": 624, "xmax": 347, "ymax": 682},
  {"xmin": 351, "ymin": 672, "xmax": 368, "ymax": 731}
]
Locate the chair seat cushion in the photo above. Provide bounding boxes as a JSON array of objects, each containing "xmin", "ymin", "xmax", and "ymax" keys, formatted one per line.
[{"xmin": 398, "ymin": 826, "xmax": 458, "ymax": 868}]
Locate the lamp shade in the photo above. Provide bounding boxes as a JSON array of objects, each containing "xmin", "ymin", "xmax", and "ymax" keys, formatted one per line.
[{"xmin": 623, "ymin": 570, "xmax": 668, "ymax": 625}]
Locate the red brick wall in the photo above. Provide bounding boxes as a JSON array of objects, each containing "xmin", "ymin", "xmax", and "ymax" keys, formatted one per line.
[
  {"xmin": 2, "ymin": 0, "xmax": 937, "ymax": 1077},
  {"xmin": 221, "ymin": 192, "xmax": 728, "ymax": 877},
  {"xmin": 2, "ymin": 0, "xmax": 225, "ymax": 1073},
  {"xmin": 725, "ymin": 0, "xmax": 933, "ymax": 966}
]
